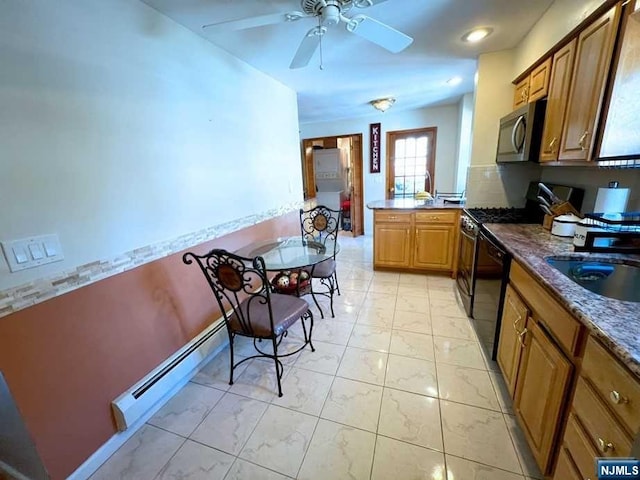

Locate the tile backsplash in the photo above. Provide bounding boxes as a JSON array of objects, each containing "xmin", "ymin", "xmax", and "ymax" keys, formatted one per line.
[
  {"xmin": 465, "ymin": 164, "xmax": 542, "ymax": 207},
  {"xmin": 540, "ymin": 167, "xmax": 640, "ymax": 213},
  {"xmin": 466, "ymin": 163, "xmax": 640, "ymax": 213}
]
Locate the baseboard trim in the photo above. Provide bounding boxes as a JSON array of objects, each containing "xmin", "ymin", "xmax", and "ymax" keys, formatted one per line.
[{"xmin": 66, "ymin": 336, "xmax": 228, "ymax": 480}]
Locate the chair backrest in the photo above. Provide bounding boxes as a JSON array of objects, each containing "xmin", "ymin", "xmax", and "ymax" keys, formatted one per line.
[
  {"xmin": 300, "ymin": 205, "xmax": 341, "ymax": 258},
  {"xmin": 183, "ymin": 249, "xmax": 274, "ymax": 337}
]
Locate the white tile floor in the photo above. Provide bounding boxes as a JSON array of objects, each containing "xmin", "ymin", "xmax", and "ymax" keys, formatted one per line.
[{"xmin": 91, "ymin": 235, "xmax": 543, "ymax": 480}]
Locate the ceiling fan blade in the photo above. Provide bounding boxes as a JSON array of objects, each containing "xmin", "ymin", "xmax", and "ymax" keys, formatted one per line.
[
  {"xmin": 203, "ymin": 11, "xmax": 306, "ymax": 34},
  {"xmin": 346, "ymin": 15, "xmax": 413, "ymax": 53},
  {"xmin": 353, "ymin": 0, "xmax": 389, "ymax": 8},
  {"xmin": 290, "ymin": 26, "xmax": 327, "ymax": 69}
]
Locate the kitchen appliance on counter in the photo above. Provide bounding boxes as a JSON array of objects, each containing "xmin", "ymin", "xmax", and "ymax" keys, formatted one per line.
[
  {"xmin": 496, "ymin": 101, "xmax": 546, "ymax": 163},
  {"xmin": 456, "ymin": 181, "xmax": 585, "ymax": 360},
  {"xmin": 551, "ymin": 213, "xmax": 582, "ymax": 237}
]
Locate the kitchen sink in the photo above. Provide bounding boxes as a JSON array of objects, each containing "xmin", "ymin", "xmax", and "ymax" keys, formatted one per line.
[{"xmin": 545, "ymin": 256, "xmax": 640, "ymax": 303}]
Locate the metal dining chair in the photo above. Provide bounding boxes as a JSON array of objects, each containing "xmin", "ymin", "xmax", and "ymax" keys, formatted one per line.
[
  {"xmin": 183, "ymin": 249, "xmax": 314, "ymax": 397},
  {"xmin": 299, "ymin": 205, "xmax": 342, "ymax": 318}
]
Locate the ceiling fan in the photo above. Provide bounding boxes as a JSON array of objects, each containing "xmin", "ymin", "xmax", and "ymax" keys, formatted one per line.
[{"xmin": 202, "ymin": 0, "xmax": 413, "ymax": 69}]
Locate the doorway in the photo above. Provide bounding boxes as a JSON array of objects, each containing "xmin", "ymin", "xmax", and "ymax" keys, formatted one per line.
[
  {"xmin": 301, "ymin": 134, "xmax": 364, "ymax": 236},
  {"xmin": 386, "ymin": 127, "xmax": 437, "ymax": 199}
]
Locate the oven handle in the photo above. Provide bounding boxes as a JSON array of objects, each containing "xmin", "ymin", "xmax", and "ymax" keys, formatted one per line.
[{"xmin": 460, "ymin": 227, "xmax": 476, "ymax": 242}]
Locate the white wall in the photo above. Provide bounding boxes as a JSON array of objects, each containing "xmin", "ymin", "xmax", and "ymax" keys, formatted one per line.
[
  {"xmin": 456, "ymin": 93, "xmax": 474, "ymax": 194},
  {"xmin": 300, "ymin": 104, "xmax": 461, "ymax": 234},
  {"xmin": 469, "ymin": 50, "xmax": 516, "ymax": 168},
  {"xmin": 0, "ymin": 0, "xmax": 303, "ymax": 290}
]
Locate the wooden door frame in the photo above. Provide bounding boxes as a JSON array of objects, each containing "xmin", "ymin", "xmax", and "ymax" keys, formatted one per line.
[
  {"xmin": 301, "ymin": 134, "xmax": 364, "ymax": 236},
  {"xmin": 385, "ymin": 127, "xmax": 437, "ymax": 199}
]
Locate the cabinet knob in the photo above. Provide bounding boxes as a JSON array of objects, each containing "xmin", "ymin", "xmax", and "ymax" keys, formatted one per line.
[
  {"xmin": 549, "ymin": 137, "xmax": 557, "ymax": 153},
  {"xmin": 430, "ymin": 216, "xmax": 440, "ymax": 221},
  {"xmin": 389, "ymin": 216, "xmax": 397, "ymax": 219},
  {"xmin": 610, "ymin": 390, "xmax": 628, "ymax": 405},
  {"xmin": 597, "ymin": 437, "xmax": 615, "ymax": 453},
  {"xmin": 578, "ymin": 131, "xmax": 589, "ymax": 151}
]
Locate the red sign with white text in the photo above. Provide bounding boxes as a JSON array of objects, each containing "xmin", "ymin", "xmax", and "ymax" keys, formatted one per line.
[{"xmin": 370, "ymin": 123, "xmax": 381, "ymax": 173}]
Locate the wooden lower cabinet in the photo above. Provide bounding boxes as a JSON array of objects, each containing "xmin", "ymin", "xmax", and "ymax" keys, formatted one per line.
[
  {"xmin": 413, "ymin": 225, "xmax": 453, "ymax": 270},
  {"xmin": 496, "ymin": 285, "xmax": 529, "ymax": 396},
  {"xmin": 514, "ymin": 320, "xmax": 573, "ymax": 472},
  {"xmin": 553, "ymin": 447, "xmax": 582, "ymax": 480},
  {"xmin": 374, "ymin": 223, "xmax": 411, "ymax": 267},
  {"xmin": 373, "ymin": 209, "xmax": 459, "ymax": 273}
]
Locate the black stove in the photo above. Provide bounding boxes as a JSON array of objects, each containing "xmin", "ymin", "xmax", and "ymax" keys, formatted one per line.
[{"xmin": 464, "ymin": 207, "xmax": 539, "ymax": 225}]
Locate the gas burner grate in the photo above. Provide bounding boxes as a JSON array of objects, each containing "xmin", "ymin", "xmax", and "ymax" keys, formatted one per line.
[{"xmin": 465, "ymin": 207, "xmax": 538, "ymax": 224}]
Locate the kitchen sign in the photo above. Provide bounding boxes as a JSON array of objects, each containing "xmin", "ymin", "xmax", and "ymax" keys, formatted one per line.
[{"xmin": 370, "ymin": 123, "xmax": 381, "ymax": 173}]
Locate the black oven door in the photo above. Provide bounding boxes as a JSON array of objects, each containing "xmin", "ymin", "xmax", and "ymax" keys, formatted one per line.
[{"xmin": 456, "ymin": 221, "xmax": 477, "ymax": 316}]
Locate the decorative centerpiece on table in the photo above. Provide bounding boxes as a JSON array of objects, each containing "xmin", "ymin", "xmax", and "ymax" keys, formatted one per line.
[{"xmin": 271, "ymin": 270, "xmax": 311, "ymax": 294}]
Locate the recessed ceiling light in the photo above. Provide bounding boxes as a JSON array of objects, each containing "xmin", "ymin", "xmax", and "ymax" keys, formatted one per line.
[
  {"xmin": 462, "ymin": 27, "xmax": 493, "ymax": 43},
  {"xmin": 447, "ymin": 76, "xmax": 462, "ymax": 86}
]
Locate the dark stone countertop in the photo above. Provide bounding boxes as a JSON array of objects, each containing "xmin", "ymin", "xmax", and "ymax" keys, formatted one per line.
[
  {"xmin": 367, "ymin": 199, "xmax": 464, "ymax": 210},
  {"xmin": 484, "ymin": 223, "xmax": 640, "ymax": 377}
]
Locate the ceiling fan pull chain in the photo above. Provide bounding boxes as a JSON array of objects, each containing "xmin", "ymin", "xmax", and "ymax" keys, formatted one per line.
[{"xmin": 318, "ymin": 17, "xmax": 324, "ymax": 70}]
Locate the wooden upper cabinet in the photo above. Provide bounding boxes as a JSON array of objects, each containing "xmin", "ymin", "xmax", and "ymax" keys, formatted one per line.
[
  {"xmin": 513, "ymin": 77, "xmax": 530, "ymax": 110},
  {"xmin": 540, "ymin": 40, "xmax": 576, "ymax": 162},
  {"xmin": 597, "ymin": 1, "xmax": 640, "ymax": 159},
  {"xmin": 558, "ymin": 4, "xmax": 622, "ymax": 162},
  {"xmin": 513, "ymin": 57, "xmax": 551, "ymax": 110},
  {"xmin": 528, "ymin": 57, "xmax": 552, "ymax": 103}
]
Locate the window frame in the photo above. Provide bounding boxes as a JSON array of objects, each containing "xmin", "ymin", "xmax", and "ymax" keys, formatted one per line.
[{"xmin": 385, "ymin": 127, "xmax": 437, "ymax": 200}]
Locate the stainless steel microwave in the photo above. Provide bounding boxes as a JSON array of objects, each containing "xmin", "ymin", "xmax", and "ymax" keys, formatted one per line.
[{"xmin": 496, "ymin": 101, "xmax": 546, "ymax": 163}]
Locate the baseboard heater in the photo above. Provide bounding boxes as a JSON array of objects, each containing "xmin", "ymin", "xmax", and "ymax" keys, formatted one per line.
[{"xmin": 111, "ymin": 319, "xmax": 228, "ymax": 432}]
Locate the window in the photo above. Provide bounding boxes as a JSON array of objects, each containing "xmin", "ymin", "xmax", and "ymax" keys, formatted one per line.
[{"xmin": 386, "ymin": 127, "xmax": 436, "ymax": 199}]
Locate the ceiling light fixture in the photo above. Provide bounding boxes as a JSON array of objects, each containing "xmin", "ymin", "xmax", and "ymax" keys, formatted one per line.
[
  {"xmin": 462, "ymin": 27, "xmax": 493, "ymax": 43},
  {"xmin": 370, "ymin": 97, "xmax": 396, "ymax": 112},
  {"xmin": 447, "ymin": 76, "xmax": 462, "ymax": 86}
]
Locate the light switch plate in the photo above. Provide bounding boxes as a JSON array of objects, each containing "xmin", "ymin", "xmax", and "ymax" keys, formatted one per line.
[{"xmin": 1, "ymin": 234, "xmax": 64, "ymax": 272}]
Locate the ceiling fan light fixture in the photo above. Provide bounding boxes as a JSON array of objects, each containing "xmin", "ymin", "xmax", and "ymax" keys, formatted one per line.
[
  {"xmin": 370, "ymin": 97, "xmax": 396, "ymax": 112},
  {"xmin": 462, "ymin": 27, "xmax": 493, "ymax": 43}
]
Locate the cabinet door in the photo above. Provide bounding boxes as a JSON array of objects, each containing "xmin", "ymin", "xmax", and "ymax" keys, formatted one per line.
[
  {"xmin": 559, "ymin": 5, "xmax": 621, "ymax": 162},
  {"xmin": 540, "ymin": 40, "xmax": 576, "ymax": 162},
  {"xmin": 497, "ymin": 285, "xmax": 529, "ymax": 396},
  {"xmin": 528, "ymin": 57, "xmax": 552, "ymax": 103},
  {"xmin": 514, "ymin": 320, "xmax": 573, "ymax": 473},
  {"xmin": 374, "ymin": 224, "xmax": 411, "ymax": 267},
  {"xmin": 553, "ymin": 447, "xmax": 582, "ymax": 480},
  {"xmin": 413, "ymin": 225, "xmax": 453, "ymax": 270},
  {"xmin": 597, "ymin": 3, "xmax": 640, "ymax": 159},
  {"xmin": 513, "ymin": 78, "xmax": 530, "ymax": 109}
]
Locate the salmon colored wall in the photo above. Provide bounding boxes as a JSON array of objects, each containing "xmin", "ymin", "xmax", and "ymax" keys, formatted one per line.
[{"xmin": 0, "ymin": 212, "xmax": 300, "ymax": 480}]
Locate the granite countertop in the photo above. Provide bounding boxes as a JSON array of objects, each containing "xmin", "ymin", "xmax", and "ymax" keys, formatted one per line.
[
  {"xmin": 484, "ymin": 223, "xmax": 640, "ymax": 377},
  {"xmin": 367, "ymin": 198, "xmax": 465, "ymax": 210}
]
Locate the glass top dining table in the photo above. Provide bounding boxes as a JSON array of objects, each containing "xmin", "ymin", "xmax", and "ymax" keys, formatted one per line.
[{"xmin": 234, "ymin": 237, "xmax": 339, "ymax": 271}]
